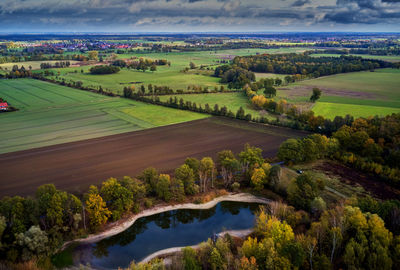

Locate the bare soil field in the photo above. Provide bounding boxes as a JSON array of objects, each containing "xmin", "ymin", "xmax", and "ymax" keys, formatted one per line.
[
  {"xmin": 0, "ymin": 117, "xmax": 307, "ymax": 197},
  {"xmin": 314, "ymin": 161, "xmax": 400, "ymax": 200}
]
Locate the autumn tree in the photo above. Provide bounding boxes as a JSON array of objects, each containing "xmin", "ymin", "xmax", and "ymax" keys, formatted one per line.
[
  {"xmin": 85, "ymin": 193, "xmax": 111, "ymax": 231},
  {"xmin": 88, "ymin": 50, "xmax": 99, "ymax": 61},
  {"xmin": 251, "ymin": 168, "xmax": 267, "ymax": 191},
  {"xmin": 199, "ymin": 157, "xmax": 215, "ymax": 192}
]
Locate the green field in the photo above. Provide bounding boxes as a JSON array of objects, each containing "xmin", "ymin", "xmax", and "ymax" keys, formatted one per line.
[
  {"xmin": 313, "ymin": 102, "xmax": 400, "ymax": 118},
  {"xmin": 0, "ymin": 79, "xmax": 207, "ymax": 153},
  {"xmin": 42, "ymin": 48, "xmax": 310, "ymax": 94},
  {"xmin": 278, "ymin": 68, "xmax": 400, "ymax": 118},
  {"xmin": 0, "ymin": 60, "xmax": 79, "ymax": 70},
  {"xmin": 310, "ymin": 53, "xmax": 400, "ymax": 62},
  {"xmin": 159, "ymin": 92, "xmax": 274, "ymax": 119}
]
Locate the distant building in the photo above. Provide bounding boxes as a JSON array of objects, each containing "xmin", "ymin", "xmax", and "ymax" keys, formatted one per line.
[{"xmin": 0, "ymin": 102, "xmax": 8, "ymax": 111}]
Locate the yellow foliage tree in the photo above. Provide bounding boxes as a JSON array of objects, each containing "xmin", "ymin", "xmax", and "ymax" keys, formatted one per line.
[{"xmin": 85, "ymin": 193, "xmax": 111, "ymax": 230}]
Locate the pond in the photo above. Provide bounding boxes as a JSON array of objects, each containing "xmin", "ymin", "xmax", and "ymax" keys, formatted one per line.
[{"xmin": 70, "ymin": 201, "xmax": 262, "ymax": 269}]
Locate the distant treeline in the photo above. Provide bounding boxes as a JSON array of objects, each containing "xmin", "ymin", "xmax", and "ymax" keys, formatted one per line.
[
  {"xmin": 232, "ymin": 53, "xmax": 392, "ymax": 77},
  {"xmin": 313, "ymin": 48, "xmax": 400, "ymax": 56}
]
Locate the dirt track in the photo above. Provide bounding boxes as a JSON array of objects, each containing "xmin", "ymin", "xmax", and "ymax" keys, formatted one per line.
[{"xmin": 0, "ymin": 118, "xmax": 307, "ymax": 197}]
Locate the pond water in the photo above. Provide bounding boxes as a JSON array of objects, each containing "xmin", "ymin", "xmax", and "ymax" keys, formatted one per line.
[{"xmin": 72, "ymin": 201, "xmax": 262, "ymax": 269}]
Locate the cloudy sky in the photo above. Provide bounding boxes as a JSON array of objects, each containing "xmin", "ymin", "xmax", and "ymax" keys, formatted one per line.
[{"xmin": 0, "ymin": 0, "xmax": 399, "ymax": 33}]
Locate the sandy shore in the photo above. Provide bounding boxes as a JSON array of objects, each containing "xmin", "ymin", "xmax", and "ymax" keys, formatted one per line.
[
  {"xmin": 62, "ymin": 193, "xmax": 270, "ymax": 250},
  {"xmin": 140, "ymin": 228, "xmax": 253, "ymax": 263}
]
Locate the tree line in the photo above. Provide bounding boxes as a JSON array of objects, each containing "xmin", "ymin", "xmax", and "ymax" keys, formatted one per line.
[
  {"xmin": 278, "ymin": 115, "xmax": 400, "ymax": 186},
  {"xmin": 39, "ymin": 61, "xmax": 71, "ymax": 69},
  {"xmin": 151, "ymin": 199, "xmax": 399, "ymax": 270},
  {"xmin": 232, "ymin": 53, "xmax": 392, "ymax": 78}
]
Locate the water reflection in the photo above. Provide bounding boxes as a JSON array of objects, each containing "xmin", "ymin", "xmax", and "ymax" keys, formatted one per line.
[{"xmin": 74, "ymin": 201, "xmax": 261, "ymax": 269}]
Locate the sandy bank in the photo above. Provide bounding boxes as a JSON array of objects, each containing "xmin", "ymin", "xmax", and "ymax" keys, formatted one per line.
[
  {"xmin": 140, "ymin": 228, "xmax": 253, "ymax": 263},
  {"xmin": 62, "ymin": 193, "xmax": 269, "ymax": 249}
]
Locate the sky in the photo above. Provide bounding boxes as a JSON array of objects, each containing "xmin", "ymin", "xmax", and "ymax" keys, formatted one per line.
[{"xmin": 0, "ymin": 0, "xmax": 400, "ymax": 33}]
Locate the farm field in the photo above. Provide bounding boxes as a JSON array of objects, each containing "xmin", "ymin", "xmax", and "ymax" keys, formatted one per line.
[
  {"xmin": 0, "ymin": 60, "xmax": 79, "ymax": 70},
  {"xmin": 42, "ymin": 48, "xmax": 310, "ymax": 94},
  {"xmin": 278, "ymin": 68, "xmax": 400, "ymax": 118},
  {"xmin": 0, "ymin": 79, "xmax": 207, "ymax": 153},
  {"xmin": 0, "ymin": 117, "xmax": 308, "ymax": 197},
  {"xmin": 158, "ymin": 92, "xmax": 272, "ymax": 119},
  {"xmin": 310, "ymin": 53, "xmax": 400, "ymax": 62}
]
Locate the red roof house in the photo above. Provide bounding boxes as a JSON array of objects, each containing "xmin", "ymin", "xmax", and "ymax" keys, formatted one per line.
[{"xmin": 0, "ymin": 102, "xmax": 8, "ymax": 110}]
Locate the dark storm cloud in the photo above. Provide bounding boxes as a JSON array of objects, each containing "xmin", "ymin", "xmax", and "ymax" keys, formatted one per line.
[
  {"xmin": 320, "ymin": 0, "xmax": 400, "ymax": 25},
  {"xmin": 0, "ymin": 0, "xmax": 399, "ymax": 32},
  {"xmin": 292, "ymin": 0, "xmax": 310, "ymax": 7}
]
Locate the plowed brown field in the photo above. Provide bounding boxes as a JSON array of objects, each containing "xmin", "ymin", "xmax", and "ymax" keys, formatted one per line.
[{"xmin": 0, "ymin": 117, "xmax": 307, "ymax": 197}]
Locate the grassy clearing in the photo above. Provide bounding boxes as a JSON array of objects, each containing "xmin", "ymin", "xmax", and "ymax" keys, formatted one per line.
[
  {"xmin": 158, "ymin": 92, "xmax": 274, "ymax": 119},
  {"xmin": 312, "ymin": 102, "xmax": 400, "ymax": 119},
  {"xmin": 0, "ymin": 60, "xmax": 79, "ymax": 70},
  {"xmin": 310, "ymin": 53, "xmax": 400, "ymax": 62},
  {"xmin": 278, "ymin": 68, "xmax": 400, "ymax": 118},
  {"xmin": 0, "ymin": 79, "xmax": 207, "ymax": 153}
]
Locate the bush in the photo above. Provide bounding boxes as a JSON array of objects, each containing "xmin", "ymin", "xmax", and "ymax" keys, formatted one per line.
[
  {"xmin": 89, "ymin": 65, "xmax": 120, "ymax": 74},
  {"xmin": 231, "ymin": 182, "xmax": 240, "ymax": 192}
]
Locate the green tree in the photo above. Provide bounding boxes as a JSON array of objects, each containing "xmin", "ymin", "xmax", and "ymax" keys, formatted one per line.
[
  {"xmin": 16, "ymin": 226, "xmax": 48, "ymax": 261},
  {"xmin": 199, "ymin": 157, "xmax": 215, "ymax": 192},
  {"xmin": 100, "ymin": 178, "xmax": 134, "ymax": 221},
  {"xmin": 217, "ymin": 150, "xmax": 240, "ymax": 187},
  {"xmin": 209, "ymin": 247, "xmax": 224, "ymax": 270},
  {"xmin": 264, "ymin": 86, "xmax": 277, "ymax": 98},
  {"xmin": 156, "ymin": 174, "xmax": 172, "ymax": 201},
  {"xmin": 182, "ymin": 247, "xmax": 201, "ymax": 270},
  {"xmin": 139, "ymin": 167, "xmax": 159, "ymax": 195},
  {"xmin": 310, "ymin": 88, "xmax": 322, "ymax": 102},
  {"xmin": 175, "ymin": 164, "xmax": 199, "ymax": 195},
  {"xmin": 238, "ymin": 144, "xmax": 264, "ymax": 174},
  {"xmin": 277, "ymin": 138, "xmax": 303, "ymax": 164},
  {"xmin": 287, "ymin": 173, "xmax": 324, "ymax": 210},
  {"xmin": 185, "ymin": 157, "xmax": 200, "ymax": 179}
]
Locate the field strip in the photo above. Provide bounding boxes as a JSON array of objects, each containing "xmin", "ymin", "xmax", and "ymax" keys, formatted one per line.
[
  {"xmin": 0, "ymin": 89, "xmax": 30, "ymax": 107},
  {"xmin": 0, "ymin": 79, "xmax": 54, "ymax": 104},
  {"xmin": 1, "ymin": 111, "xmax": 110, "ymax": 132},
  {"xmin": 210, "ymin": 117, "xmax": 304, "ymax": 138},
  {"xmin": 22, "ymin": 79, "xmax": 81, "ymax": 102},
  {"xmin": 0, "ymin": 122, "xmax": 140, "ymax": 152},
  {"xmin": 102, "ymin": 106, "xmax": 156, "ymax": 128}
]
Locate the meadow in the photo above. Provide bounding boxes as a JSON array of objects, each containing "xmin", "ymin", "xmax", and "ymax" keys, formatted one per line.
[
  {"xmin": 42, "ymin": 48, "xmax": 310, "ymax": 94},
  {"xmin": 278, "ymin": 68, "xmax": 400, "ymax": 118},
  {"xmin": 0, "ymin": 79, "xmax": 207, "ymax": 153},
  {"xmin": 158, "ymin": 92, "xmax": 273, "ymax": 119}
]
